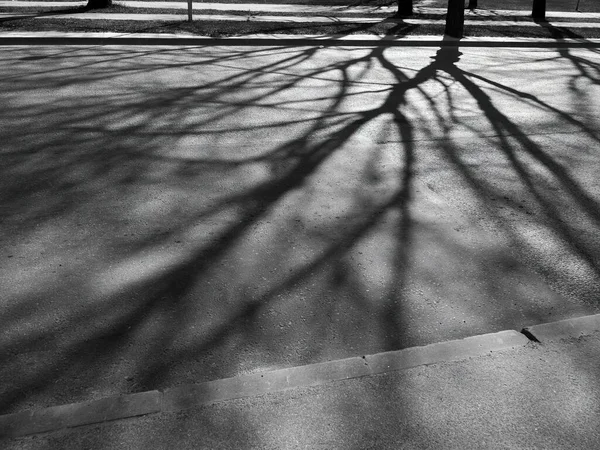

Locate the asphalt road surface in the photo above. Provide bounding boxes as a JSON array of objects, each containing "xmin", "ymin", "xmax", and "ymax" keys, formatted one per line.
[{"xmin": 1, "ymin": 41, "xmax": 599, "ymax": 414}]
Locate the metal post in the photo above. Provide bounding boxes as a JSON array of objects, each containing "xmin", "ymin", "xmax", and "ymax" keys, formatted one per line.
[{"xmin": 188, "ymin": 0, "xmax": 192, "ymax": 22}]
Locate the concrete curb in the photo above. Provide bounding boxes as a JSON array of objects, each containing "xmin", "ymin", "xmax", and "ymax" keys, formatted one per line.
[
  {"xmin": 0, "ymin": 329, "xmax": 528, "ymax": 439},
  {"xmin": 522, "ymin": 313, "xmax": 600, "ymax": 343},
  {"xmin": 1, "ymin": 32, "xmax": 600, "ymax": 47},
  {"xmin": 162, "ymin": 330, "xmax": 528, "ymax": 412},
  {"xmin": 0, "ymin": 391, "xmax": 161, "ymax": 439},
  {"xmin": 2, "ymin": 316, "xmax": 599, "ymax": 439}
]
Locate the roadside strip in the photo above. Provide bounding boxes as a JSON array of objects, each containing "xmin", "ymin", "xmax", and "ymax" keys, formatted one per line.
[
  {"xmin": 16, "ymin": 14, "xmax": 600, "ymax": 26},
  {"xmin": 1, "ymin": 3, "xmax": 600, "ymax": 19}
]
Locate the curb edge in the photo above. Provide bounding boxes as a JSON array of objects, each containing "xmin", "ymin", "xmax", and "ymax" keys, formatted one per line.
[
  {"xmin": 522, "ymin": 313, "xmax": 600, "ymax": 343},
  {"xmin": 0, "ymin": 329, "xmax": 528, "ymax": 438}
]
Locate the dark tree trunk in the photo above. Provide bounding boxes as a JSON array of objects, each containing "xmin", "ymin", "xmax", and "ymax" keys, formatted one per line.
[
  {"xmin": 468, "ymin": 0, "xmax": 478, "ymax": 9},
  {"xmin": 397, "ymin": 0, "xmax": 413, "ymax": 16},
  {"xmin": 86, "ymin": 0, "xmax": 111, "ymax": 9},
  {"xmin": 532, "ymin": 0, "xmax": 546, "ymax": 20},
  {"xmin": 445, "ymin": 0, "xmax": 465, "ymax": 38}
]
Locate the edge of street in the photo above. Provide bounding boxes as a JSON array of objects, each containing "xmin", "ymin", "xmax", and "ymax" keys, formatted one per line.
[{"xmin": 2, "ymin": 313, "xmax": 599, "ymax": 439}]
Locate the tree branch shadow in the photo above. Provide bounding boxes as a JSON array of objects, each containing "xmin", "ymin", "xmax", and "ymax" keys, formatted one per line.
[{"xmin": 1, "ymin": 38, "xmax": 599, "ymax": 438}]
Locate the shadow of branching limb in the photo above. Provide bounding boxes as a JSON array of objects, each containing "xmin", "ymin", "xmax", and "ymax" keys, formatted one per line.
[
  {"xmin": 437, "ymin": 53, "xmax": 600, "ymax": 279},
  {"xmin": 1, "ymin": 40, "xmax": 600, "ymax": 425}
]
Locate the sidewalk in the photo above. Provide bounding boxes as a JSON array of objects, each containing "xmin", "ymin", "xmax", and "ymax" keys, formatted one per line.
[{"xmin": 2, "ymin": 315, "xmax": 600, "ymax": 448}]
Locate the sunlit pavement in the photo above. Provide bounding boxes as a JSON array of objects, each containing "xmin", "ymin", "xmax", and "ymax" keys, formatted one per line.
[{"xmin": 1, "ymin": 42, "xmax": 599, "ymax": 417}]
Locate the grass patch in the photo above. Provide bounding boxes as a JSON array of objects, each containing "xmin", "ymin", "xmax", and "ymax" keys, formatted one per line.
[{"xmin": 3, "ymin": 16, "xmax": 600, "ymax": 39}]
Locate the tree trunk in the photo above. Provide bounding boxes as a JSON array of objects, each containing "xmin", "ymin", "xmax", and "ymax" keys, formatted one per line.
[
  {"xmin": 445, "ymin": 0, "xmax": 465, "ymax": 38},
  {"xmin": 86, "ymin": 0, "xmax": 112, "ymax": 9},
  {"xmin": 397, "ymin": 0, "xmax": 413, "ymax": 16},
  {"xmin": 468, "ymin": 0, "xmax": 478, "ymax": 9},
  {"xmin": 532, "ymin": 0, "xmax": 546, "ymax": 20}
]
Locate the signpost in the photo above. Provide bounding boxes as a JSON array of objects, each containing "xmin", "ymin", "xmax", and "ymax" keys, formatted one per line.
[{"xmin": 188, "ymin": 0, "xmax": 193, "ymax": 21}]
